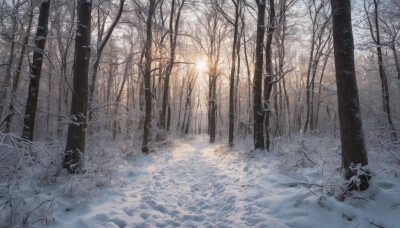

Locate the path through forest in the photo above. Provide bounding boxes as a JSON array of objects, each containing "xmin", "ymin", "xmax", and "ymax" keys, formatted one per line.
[{"xmin": 49, "ymin": 136, "xmax": 396, "ymax": 227}]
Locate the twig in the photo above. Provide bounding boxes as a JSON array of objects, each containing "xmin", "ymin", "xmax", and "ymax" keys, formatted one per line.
[
  {"xmin": 390, "ymin": 203, "xmax": 400, "ymax": 209},
  {"xmin": 0, "ymin": 112, "xmax": 14, "ymax": 127},
  {"xmin": 299, "ymin": 141, "xmax": 317, "ymax": 165},
  {"xmin": 369, "ymin": 221, "xmax": 384, "ymax": 228}
]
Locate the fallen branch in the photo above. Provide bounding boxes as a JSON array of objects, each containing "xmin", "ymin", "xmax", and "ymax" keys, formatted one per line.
[{"xmin": 299, "ymin": 141, "xmax": 317, "ymax": 165}]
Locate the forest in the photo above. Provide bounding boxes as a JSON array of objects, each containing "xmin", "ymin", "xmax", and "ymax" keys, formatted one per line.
[{"xmin": 0, "ymin": 0, "xmax": 399, "ymax": 227}]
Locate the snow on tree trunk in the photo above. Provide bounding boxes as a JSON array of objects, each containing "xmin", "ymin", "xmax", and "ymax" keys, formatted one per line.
[
  {"xmin": 331, "ymin": 0, "xmax": 370, "ymax": 191},
  {"xmin": 63, "ymin": 0, "xmax": 91, "ymax": 173},
  {"xmin": 21, "ymin": 0, "xmax": 51, "ymax": 141}
]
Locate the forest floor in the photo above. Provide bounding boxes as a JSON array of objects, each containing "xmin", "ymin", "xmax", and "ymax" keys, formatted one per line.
[{"xmin": 47, "ymin": 135, "xmax": 400, "ymax": 228}]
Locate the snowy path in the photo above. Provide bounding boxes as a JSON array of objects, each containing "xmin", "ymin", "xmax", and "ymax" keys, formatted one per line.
[{"xmin": 49, "ymin": 136, "xmax": 399, "ymax": 228}]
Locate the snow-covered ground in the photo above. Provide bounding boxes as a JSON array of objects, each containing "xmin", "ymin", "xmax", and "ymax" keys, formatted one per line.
[{"xmin": 47, "ymin": 135, "xmax": 400, "ymax": 228}]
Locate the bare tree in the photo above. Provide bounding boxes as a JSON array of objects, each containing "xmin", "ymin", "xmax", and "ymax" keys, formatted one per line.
[
  {"xmin": 303, "ymin": 0, "xmax": 331, "ymax": 133},
  {"xmin": 196, "ymin": 3, "xmax": 226, "ymax": 143},
  {"xmin": 160, "ymin": 0, "xmax": 186, "ymax": 130},
  {"xmin": 53, "ymin": 0, "xmax": 76, "ymax": 138},
  {"xmin": 63, "ymin": 0, "xmax": 92, "ymax": 173},
  {"xmin": 331, "ymin": 0, "xmax": 370, "ymax": 191},
  {"xmin": 88, "ymin": 0, "xmax": 125, "ymax": 123},
  {"xmin": 264, "ymin": 0, "xmax": 276, "ymax": 150},
  {"xmin": 365, "ymin": 0, "xmax": 397, "ymax": 141},
  {"xmin": 253, "ymin": 0, "xmax": 266, "ymax": 150},
  {"xmin": 21, "ymin": 0, "xmax": 51, "ymax": 141},
  {"xmin": 0, "ymin": 0, "xmax": 21, "ymax": 117},
  {"xmin": 142, "ymin": 0, "xmax": 156, "ymax": 153},
  {"xmin": 4, "ymin": 4, "xmax": 33, "ymax": 132},
  {"xmin": 215, "ymin": 0, "xmax": 242, "ymax": 146}
]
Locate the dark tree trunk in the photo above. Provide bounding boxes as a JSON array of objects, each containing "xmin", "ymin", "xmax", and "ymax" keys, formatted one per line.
[
  {"xmin": 331, "ymin": 0, "xmax": 369, "ymax": 191},
  {"xmin": 264, "ymin": 0, "xmax": 275, "ymax": 150},
  {"xmin": 142, "ymin": 0, "xmax": 156, "ymax": 153},
  {"xmin": 253, "ymin": 0, "xmax": 266, "ymax": 150},
  {"xmin": 63, "ymin": 0, "xmax": 91, "ymax": 173},
  {"xmin": 228, "ymin": 1, "xmax": 240, "ymax": 146},
  {"xmin": 209, "ymin": 76, "xmax": 217, "ymax": 143},
  {"xmin": 21, "ymin": 0, "xmax": 51, "ymax": 141}
]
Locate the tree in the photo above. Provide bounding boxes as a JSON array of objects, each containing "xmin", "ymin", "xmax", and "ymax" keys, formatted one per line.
[
  {"xmin": 53, "ymin": 0, "xmax": 76, "ymax": 138},
  {"xmin": 215, "ymin": 0, "xmax": 242, "ymax": 146},
  {"xmin": 4, "ymin": 4, "xmax": 34, "ymax": 133},
  {"xmin": 253, "ymin": 0, "xmax": 266, "ymax": 150},
  {"xmin": 21, "ymin": 0, "xmax": 51, "ymax": 141},
  {"xmin": 331, "ymin": 0, "xmax": 370, "ymax": 191},
  {"xmin": 63, "ymin": 0, "xmax": 92, "ymax": 173},
  {"xmin": 364, "ymin": 0, "xmax": 397, "ymax": 141},
  {"xmin": 303, "ymin": 0, "xmax": 331, "ymax": 133},
  {"xmin": 264, "ymin": 0, "xmax": 276, "ymax": 150},
  {"xmin": 228, "ymin": 0, "xmax": 241, "ymax": 146},
  {"xmin": 142, "ymin": 0, "xmax": 156, "ymax": 153},
  {"xmin": 88, "ymin": 0, "xmax": 125, "ymax": 123},
  {"xmin": 160, "ymin": 0, "xmax": 186, "ymax": 130},
  {"xmin": 196, "ymin": 3, "xmax": 226, "ymax": 143},
  {"xmin": 0, "ymin": 0, "xmax": 21, "ymax": 117}
]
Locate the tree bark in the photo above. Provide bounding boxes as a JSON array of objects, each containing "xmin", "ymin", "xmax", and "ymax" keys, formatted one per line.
[
  {"xmin": 142, "ymin": 0, "xmax": 156, "ymax": 153},
  {"xmin": 264, "ymin": 0, "xmax": 276, "ymax": 150},
  {"xmin": 21, "ymin": 0, "xmax": 51, "ymax": 141},
  {"xmin": 253, "ymin": 0, "xmax": 266, "ymax": 150},
  {"xmin": 63, "ymin": 0, "xmax": 91, "ymax": 173},
  {"xmin": 228, "ymin": 0, "xmax": 240, "ymax": 146},
  {"xmin": 331, "ymin": 0, "xmax": 369, "ymax": 191}
]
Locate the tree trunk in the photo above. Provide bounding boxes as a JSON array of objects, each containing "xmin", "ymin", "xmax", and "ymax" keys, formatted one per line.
[
  {"xmin": 264, "ymin": 0, "xmax": 275, "ymax": 150},
  {"xmin": 209, "ymin": 76, "xmax": 217, "ymax": 143},
  {"xmin": 228, "ymin": 1, "xmax": 240, "ymax": 146},
  {"xmin": 160, "ymin": 0, "xmax": 185, "ymax": 129},
  {"xmin": 88, "ymin": 0, "xmax": 125, "ymax": 123},
  {"xmin": 331, "ymin": 0, "xmax": 369, "ymax": 191},
  {"xmin": 365, "ymin": 0, "xmax": 397, "ymax": 141},
  {"xmin": 242, "ymin": 25, "xmax": 252, "ymax": 127},
  {"xmin": 21, "ymin": 0, "xmax": 51, "ymax": 141},
  {"xmin": 253, "ymin": 0, "xmax": 266, "ymax": 150},
  {"xmin": 372, "ymin": 0, "xmax": 397, "ymax": 141},
  {"xmin": 113, "ymin": 44, "xmax": 133, "ymax": 140},
  {"xmin": 176, "ymin": 75, "xmax": 186, "ymax": 130},
  {"xmin": 142, "ymin": 0, "xmax": 156, "ymax": 153},
  {"xmin": 63, "ymin": 0, "xmax": 91, "ymax": 173},
  {"xmin": 0, "ymin": 10, "xmax": 18, "ymax": 117},
  {"xmin": 391, "ymin": 43, "xmax": 400, "ymax": 81},
  {"xmin": 5, "ymin": 7, "xmax": 34, "ymax": 133},
  {"xmin": 315, "ymin": 45, "xmax": 333, "ymax": 129}
]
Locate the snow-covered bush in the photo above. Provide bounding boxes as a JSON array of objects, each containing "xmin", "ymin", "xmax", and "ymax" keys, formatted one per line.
[{"xmin": 0, "ymin": 131, "xmax": 141, "ymax": 227}]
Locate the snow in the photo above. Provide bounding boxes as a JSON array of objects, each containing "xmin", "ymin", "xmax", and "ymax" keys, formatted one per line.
[{"xmin": 44, "ymin": 135, "xmax": 400, "ymax": 228}]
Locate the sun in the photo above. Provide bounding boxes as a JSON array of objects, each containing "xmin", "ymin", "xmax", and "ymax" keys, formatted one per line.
[{"xmin": 196, "ymin": 59, "xmax": 208, "ymax": 73}]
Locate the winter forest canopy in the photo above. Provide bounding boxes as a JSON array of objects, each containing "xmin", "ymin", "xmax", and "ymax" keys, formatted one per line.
[{"xmin": 0, "ymin": 0, "xmax": 400, "ymax": 227}]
